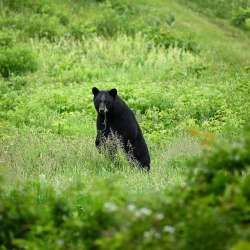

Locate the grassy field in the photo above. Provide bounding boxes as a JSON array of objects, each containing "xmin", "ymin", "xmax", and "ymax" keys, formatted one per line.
[{"xmin": 0, "ymin": 0, "xmax": 250, "ymax": 249}]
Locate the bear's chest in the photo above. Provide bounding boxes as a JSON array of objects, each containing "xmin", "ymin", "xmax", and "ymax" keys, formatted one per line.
[
  {"xmin": 108, "ymin": 116, "xmax": 138, "ymax": 140},
  {"xmin": 109, "ymin": 120, "xmax": 124, "ymax": 133}
]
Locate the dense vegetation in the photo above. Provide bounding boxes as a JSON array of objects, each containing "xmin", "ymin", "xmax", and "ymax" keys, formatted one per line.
[{"xmin": 0, "ymin": 0, "xmax": 250, "ymax": 249}]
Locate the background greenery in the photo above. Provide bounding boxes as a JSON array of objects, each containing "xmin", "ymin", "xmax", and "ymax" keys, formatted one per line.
[{"xmin": 0, "ymin": 0, "xmax": 250, "ymax": 249}]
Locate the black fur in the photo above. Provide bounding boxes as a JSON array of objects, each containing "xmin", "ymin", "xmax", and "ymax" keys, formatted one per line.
[{"xmin": 92, "ymin": 87, "xmax": 150, "ymax": 171}]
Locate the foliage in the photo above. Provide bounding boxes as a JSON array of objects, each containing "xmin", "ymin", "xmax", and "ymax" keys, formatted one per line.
[
  {"xmin": 24, "ymin": 15, "xmax": 64, "ymax": 41},
  {"xmin": 179, "ymin": 0, "xmax": 249, "ymax": 19},
  {"xmin": 232, "ymin": 8, "xmax": 250, "ymax": 29},
  {"xmin": 0, "ymin": 0, "xmax": 54, "ymax": 14},
  {"xmin": 0, "ymin": 0, "xmax": 250, "ymax": 249},
  {"xmin": 179, "ymin": 0, "xmax": 250, "ymax": 31},
  {"xmin": 0, "ymin": 45, "xmax": 37, "ymax": 77},
  {"xmin": 0, "ymin": 30, "xmax": 14, "ymax": 48},
  {"xmin": 145, "ymin": 26, "xmax": 199, "ymax": 53}
]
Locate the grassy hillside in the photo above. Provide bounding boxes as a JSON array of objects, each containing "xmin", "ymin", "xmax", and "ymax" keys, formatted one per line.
[{"xmin": 0, "ymin": 0, "xmax": 250, "ymax": 249}]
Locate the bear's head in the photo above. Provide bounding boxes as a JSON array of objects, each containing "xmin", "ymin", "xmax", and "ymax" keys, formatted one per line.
[{"xmin": 92, "ymin": 87, "xmax": 117, "ymax": 115}]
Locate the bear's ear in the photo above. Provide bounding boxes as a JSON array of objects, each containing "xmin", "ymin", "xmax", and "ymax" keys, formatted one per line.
[
  {"xmin": 109, "ymin": 88, "xmax": 117, "ymax": 97},
  {"xmin": 92, "ymin": 87, "xmax": 99, "ymax": 96}
]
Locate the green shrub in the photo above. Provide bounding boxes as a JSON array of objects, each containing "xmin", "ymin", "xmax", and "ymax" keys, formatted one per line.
[
  {"xmin": 0, "ymin": 14, "xmax": 26, "ymax": 31},
  {"xmin": 145, "ymin": 26, "xmax": 199, "ymax": 53},
  {"xmin": 57, "ymin": 13, "xmax": 70, "ymax": 26},
  {"xmin": 1, "ymin": 0, "xmax": 54, "ymax": 14},
  {"xmin": 109, "ymin": 0, "xmax": 137, "ymax": 15},
  {"xmin": 94, "ymin": 8, "xmax": 136, "ymax": 37},
  {"xmin": 0, "ymin": 46, "xmax": 37, "ymax": 77},
  {"xmin": 69, "ymin": 22, "xmax": 88, "ymax": 40},
  {"xmin": 181, "ymin": 205, "xmax": 233, "ymax": 250},
  {"xmin": 1, "ymin": 0, "xmax": 39, "ymax": 11},
  {"xmin": 25, "ymin": 15, "xmax": 63, "ymax": 41},
  {"xmin": 0, "ymin": 181, "xmax": 57, "ymax": 249},
  {"xmin": 0, "ymin": 31, "xmax": 14, "ymax": 48},
  {"xmin": 179, "ymin": 0, "xmax": 249, "ymax": 19},
  {"xmin": 86, "ymin": 0, "xmax": 139, "ymax": 38},
  {"xmin": 232, "ymin": 241, "xmax": 250, "ymax": 250},
  {"xmin": 232, "ymin": 8, "xmax": 250, "ymax": 29},
  {"xmin": 188, "ymin": 124, "xmax": 250, "ymax": 197},
  {"xmin": 179, "ymin": 124, "xmax": 250, "ymax": 249}
]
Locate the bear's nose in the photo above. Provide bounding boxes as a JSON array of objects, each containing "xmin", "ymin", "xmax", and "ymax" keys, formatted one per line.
[{"xmin": 99, "ymin": 108, "xmax": 105, "ymax": 114}]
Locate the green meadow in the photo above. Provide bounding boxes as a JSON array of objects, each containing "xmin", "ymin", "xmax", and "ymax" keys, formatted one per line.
[{"xmin": 0, "ymin": 0, "xmax": 250, "ymax": 249}]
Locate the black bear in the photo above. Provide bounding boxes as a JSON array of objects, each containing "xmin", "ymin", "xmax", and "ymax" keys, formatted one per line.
[{"xmin": 92, "ymin": 87, "xmax": 150, "ymax": 171}]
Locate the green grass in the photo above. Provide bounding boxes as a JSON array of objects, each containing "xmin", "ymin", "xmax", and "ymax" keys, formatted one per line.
[
  {"xmin": 0, "ymin": 0, "xmax": 250, "ymax": 249},
  {"xmin": 1, "ymin": 130, "xmax": 201, "ymax": 194}
]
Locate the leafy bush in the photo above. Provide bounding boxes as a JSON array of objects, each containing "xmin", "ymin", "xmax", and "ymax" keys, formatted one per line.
[
  {"xmin": 232, "ymin": 8, "xmax": 250, "ymax": 29},
  {"xmin": 188, "ymin": 124, "xmax": 250, "ymax": 197},
  {"xmin": 180, "ymin": 124, "xmax": 250, "ymax": 249},
  {"xmin": 109, "ymin": 0, "xmax": 137, "ymax": 15},
  {"xmin": 1, "ymin": 0, "xmax": 54, "ymax": 14},
  {"xmin": 69, "ymin": 22, "xmax": 87, "ymax": 40},
  {"xmin": 180, "ymin": 0, "xmax": 249, "ymax": 19},
  {"xmin": 145, "ymin": 26, "xmax": 200, "ymax": 53},
  {"xmin": 0, "ymin": 0, "xmax": 64, "ymax": 41},
  {"xmin": 0, "ymin": 46, "xmax": 37, "ymax": 77},
  {"xmin": 0, "ymin": 31, "xmax": 14, "ymax": 48},
  {"xmin": 88, "ymin": 2, "xmax": 199, "ymax": 53},
  {"xmin": 93, "ymin": 7, "xmax": 137, "ymax": 37},
  {"xmin": 95, "ymin": 10, "xmax": 122, "ymax": 37},
  {"xmin": 181, "ymin": 205, "xmax": 233, "ymax": 250},
  {"xmin": 57, "ymin": 13, "xmax": 70, "ymax": 26},
  {"xmin": 25, "ymin": 15, "xmax": 64, "ymax": 41},
  {"xmin": 0, "ymin": 14, "xmax": 26, "ymax": 31}
]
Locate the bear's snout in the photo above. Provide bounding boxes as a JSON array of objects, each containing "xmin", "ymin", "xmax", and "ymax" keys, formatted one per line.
[{"xmin": 99, "ymin": 103, "xmax": 108, "ymax": 114}]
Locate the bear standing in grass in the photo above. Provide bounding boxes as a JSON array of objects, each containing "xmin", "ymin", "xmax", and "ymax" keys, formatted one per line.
[{"xmin": 92, "ymin": 87, "xmax": 150, "ymax": 171}]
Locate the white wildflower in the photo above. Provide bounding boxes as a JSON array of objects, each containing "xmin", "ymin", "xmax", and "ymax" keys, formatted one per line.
[
  {"xmin": 162, "ymin": 225, "xmax": 175, "ymax": 234},
  {"xmin": 127, "ymin": 203, "xmax": 136, "ymax": 212},
  {"xmin": 155, "ymin": 213, "xmax": 164, "ymax": 221},
  {"xmin": 144, "ymin": 229, "xmax": 155, "ymax": 239},
  {"xmin": 135, "ymin": 207, "xmax": 152, "ymax": 218},
  {"xmin": 140, "ymin": 207, "xmax": 152, "ymax": 216},
  {"xmin": 154, "ymin": 232, "xmax": 161, "ymax": 239},
  {"xmin": 56, "ymin": 239, "xmax": 64, "ymax": 245},
  {"xmin": 144, "ymin": 229, "xmax": 161, "ymax": 240},
  {"xmin": 103, "ymin": 202, "xmax": 118, "ymax": 212}
]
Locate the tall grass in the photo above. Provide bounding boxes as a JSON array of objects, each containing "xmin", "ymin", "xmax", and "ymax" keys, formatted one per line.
[
  {"xmin": 0, "ymin": 130, "xmax": 202, "ymax": 194},
  {"xmin": 35, "ymin": 35, "xmax": 204, "ymax": 83}
]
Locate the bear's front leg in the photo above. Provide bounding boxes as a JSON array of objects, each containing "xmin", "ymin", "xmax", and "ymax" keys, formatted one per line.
[
  {"xmin": 96, "ymin": 115, "xmax": 106, "ymax": 150},
  {"xmin": 95, "ymin": 129, "xmax": 109, "ymax": 152},
  {"xmin": 95, "ymin": 132, "xmax": 101, "ymax": 148},
  {"xmin": 95, "ymin": 130, "xmax": 104, "ymax": 150}
]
